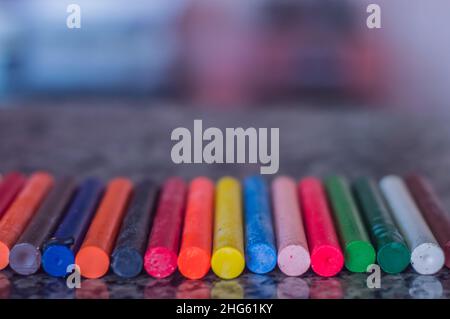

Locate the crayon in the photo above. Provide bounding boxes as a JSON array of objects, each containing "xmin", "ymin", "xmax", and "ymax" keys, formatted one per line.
[
  {"xmin": 211, "ymin": 177, "xmax": 245, "ymax": 279},
  {"xmin": 178, "ymin": 177, "xmax": 214, "ymax": 280},
  {"xmin": 9, "ymin": 177, "xmax": 77, "ymax": 275},
  {"xmin": 243, "ymin": 176, "xmax": 277, "ymax": 274},
  {"xmin": 272, "ymin": 176, "xmax": 310, "ymax": 276},
  {"xmin": 111, "ymin": 180, "xmax": 158, "ymax": 278},
  {"xmin": 325, "ymin": 176, "xmax": 376, "ymax": 273},
  {"xmin": 298, "ymin": 178, "xmax": 344, "ymax": 277},
  {"xmin": 76, "ymin": 178, "xmax": 133, "ymax": 279},
  {"xmin": 353, "ymin": 178, "xmax": 410, "ymax": 274},
  {"xmin": 0, "ymin": 172, "xmax": 26, "ymax": 221},
  {"xmin": 144, "ymin": 177, "xmax": 187, "ymax": 278},
  {"xmin": 406, "ymin": 174, "xmax": 450, "ymax": 269},
  {"xmin": 42, "ymin": 178, "xmax": 103, "ymax": 277},
  {"xmin": 0, "ymin": 172, "xmax": 54, "ymax": 270},
  {"xmin": 380, "ymin": 175, "xmax": 445, "ymax": 275}
]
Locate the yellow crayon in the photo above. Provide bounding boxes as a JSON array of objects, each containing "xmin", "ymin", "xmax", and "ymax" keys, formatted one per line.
[{"xmin": 211, "ymin": 177, "xmax": 245, "ymax": 279}]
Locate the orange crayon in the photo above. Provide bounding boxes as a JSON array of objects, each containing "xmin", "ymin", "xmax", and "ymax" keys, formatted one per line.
[
  {"xmin": 76, "ymin": 178, "xmax": 133, "ymax": 279},
  {"xmin": 178, "ymin": 177, "xmax": 214, "ymax": 279},
  {"xmin": 0, "ymin": 172, "xmax": 54, "ymax": 270}
]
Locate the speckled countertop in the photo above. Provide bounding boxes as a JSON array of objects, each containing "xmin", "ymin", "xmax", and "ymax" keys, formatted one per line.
[{"xmin": 0, "ymin": 102, "xmax": 450, "ymax": 299}]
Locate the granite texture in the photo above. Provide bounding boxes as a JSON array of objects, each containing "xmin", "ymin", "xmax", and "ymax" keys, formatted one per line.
[{"xmin": 0, "ymin": 102, "xmax": 450, "ymax": 299}]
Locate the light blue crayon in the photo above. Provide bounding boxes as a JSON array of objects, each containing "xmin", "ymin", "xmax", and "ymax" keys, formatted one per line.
[{"xmin": 243, "ymin": 176, "xmax": 277, "ymax": 274}]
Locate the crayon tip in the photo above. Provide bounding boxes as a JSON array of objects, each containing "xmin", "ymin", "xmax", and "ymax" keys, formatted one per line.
[
  {"xmin": 411, "ymin": 242, "xmax": 445, "ymax": 275},
  {"xmin": 9, "ymin": 243, "xmax": 41, "ymax": 275},
  {"xmin": 178, "ymin": 246, "xmax": 210, "ymax": 280},
  {"xmin": 246, "ymin": 243, "xmax": 277, "ymax": 274},
  {"xmin": 76, "ymin": 246, "xmax": 110, "ymax": 279},
  {"xmin": 311, "ymin": 245, "xmax": 344, "ymax": 277},
  {"xmin": 144, "ymin": 246, "xmax": 178, "ymax": 278},
  {"xmin": 42, "ymin": 245, "xmax": 75, "ymax": 277},
  {"xmin": 111, "ymin": 247, "xmax": 143, "ymax": 278},
  {"xmin": 377, "ymin": 242, "xmax": 410, "ymax": 274},
  {"xmin": 0, "ymin": 241, "xmax": 9, "ymax": 270},
  {"xmin": 277, "ymin": 244, "xmax": 310, "ymax": 277},
  {"xmin": 344, "ymin": 241, "xmax": 376, "ymax": 273},
  {"xmin": 211, "ymin": 246, "xmax": 245, "ymax": 280}
]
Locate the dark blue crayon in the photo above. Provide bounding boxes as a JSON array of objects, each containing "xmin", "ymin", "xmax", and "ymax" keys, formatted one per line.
[
  {"xmin": 111, "ymin": 180, "xmax": 158, "ymax": 278},
  {"xmin": 243, "ymin": 176, "xmax": 277, "ymax": 274},
  {"xmin": 42, "ymin": 178, "xmax": 103, "ymax": 277}
]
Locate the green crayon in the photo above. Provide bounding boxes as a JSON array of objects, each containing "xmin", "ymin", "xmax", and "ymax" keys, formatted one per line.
[
  {"xmin": 325, "ymin": 176, "xmax": 376, "ymax": 272},
  {"xmin": 353, "ymin": 178, "xmax": 410, "ymax": 274}
]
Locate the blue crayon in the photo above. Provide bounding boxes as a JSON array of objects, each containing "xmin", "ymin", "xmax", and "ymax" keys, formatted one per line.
[
  {"xmin": 42, "ymin": 178, "xmax": 103, "ymax": 277},
  {"xmin": 243, "ymin": 176, "xmax": 277, "ymax": 274}
]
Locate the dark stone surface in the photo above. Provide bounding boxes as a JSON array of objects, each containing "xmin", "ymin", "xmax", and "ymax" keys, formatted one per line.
[{"xmin": 0, "ymin": 104, "xmax": 450, "ymax": 299}]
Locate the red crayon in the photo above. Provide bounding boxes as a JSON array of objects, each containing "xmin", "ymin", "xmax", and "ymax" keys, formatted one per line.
[
  {"xmin": 0, "ymin": 173, "xmax": 27, "ymax": 221},
  {"xmin": 298, "ymin": 177, "xmax": 344, "ymax": 277},
  {"xmin": 144, "ymin": 177, "xmax": 187, "ymax": 278}
]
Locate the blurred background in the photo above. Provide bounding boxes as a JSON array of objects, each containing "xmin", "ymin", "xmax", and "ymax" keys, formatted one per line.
[{"xmin": 0, "ymin": 0, "xmax": 449, "ymax": 111}]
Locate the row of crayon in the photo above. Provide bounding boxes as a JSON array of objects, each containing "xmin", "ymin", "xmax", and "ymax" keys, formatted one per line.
[{"xmin": 0, "ymin": 172, "xmax": 449, "ymax": 280}]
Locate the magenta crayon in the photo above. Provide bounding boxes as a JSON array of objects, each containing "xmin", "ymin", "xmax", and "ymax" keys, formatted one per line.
[{"xmin": 144, "ymin": 177, "xmax": 187, "ymax": 278}]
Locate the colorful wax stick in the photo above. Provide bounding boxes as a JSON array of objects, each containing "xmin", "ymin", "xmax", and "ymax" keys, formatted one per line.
[
  {"xmin": 178, "ymin": 177, "xmax": 214, "ymax": 280},
  {"xmin": 0, "ymin": 172, "xmax": 26, "ymax": 220},
  {"xmin": 144, "ymin": 177, "xmax": 187, "ymax": 278},
  {"xmin": 380, "ymin": 175, "xmax": 445, "ymax": 275},
  {"xmin": 298, "ymin": 178, "xmax": 344, "ymax": 277},
  {"xmin": 406, "ymin": 174, "xmax": 450, "ymax": 269},
  {"xmin": 42, "ymin": 178, "xmax": 103, "ymax": 277},
  {"xmin": 353, "ymin": 178, "xmax": 410, "ymax": 274},
  {"xmin": 272, "ymin": 176, "xmax": 310, "ymax": 276},
  {"xmin": 0, "ymin": 172, "xmax": 54, "ymax": 270},
  {"xmin": 76, "ymin": 178, "xmax": 133, "ymax": 279},
  {"xmin": 325, "ymin": 176, "xmax": 376, "ymax": 273},
  {"xmin": 111, "ymin": 180, "xmax": 158, "ymax": 278},
  {"xmin": 211, "ymin": 177, "xmax": 245, "ymax": 279},
  {"xmin": 243, "ymin": 176, "xmax": 277, "ymax": 274},
  {"xmin": 9, "ymin": 177, "xmax": 77, "ymax": 275}
]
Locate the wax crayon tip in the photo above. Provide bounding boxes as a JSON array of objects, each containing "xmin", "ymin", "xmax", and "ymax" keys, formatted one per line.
[
  {"xmin": 411, "ymin": 242, "xmax": 445, "ymax": 275},
  {"xmin": 344, "ymin": 241, "xmax": 376, "ymax": 273},
  {"xmin": 310, "ymin": 245, "xmax": 344, "ymax": 277},
  {"xmin": 76, "ymin": 246, "xmax": 110, "ymax": 279},
  {"xmin": 211, "ymin": 246, "xmax": 245, "ymax": 280},
  {"xmin": 42, "ymin": 244, "xmax": 74, "ymax": 277},
  {"xmin": 0, "ymin": 241, "xmax": 9, "ymax": 270},
  {"xmin": 246, "ymin": 242, "xmax": 277, "ymax": 274},
  {"xmin": 111, "ymin": 247, "xmax": 143, "ymax": 278},
  {"xmin": 377, "ymin": 242, "xmax": 410, "ymax": 274},
  {"xmin": 178, "ymin": 246, "xmax": 210, "ymax": 280},
  {"xmin": 9, "ymin": 243, "xmax": 41, "ymax": 275},
  {"xmin": 144, "ymin": 246, "xmax": 178, "ymax": 278},
  {"xmin": 277, "ymin": 244, "xmax": 310, "ymax": 277}
]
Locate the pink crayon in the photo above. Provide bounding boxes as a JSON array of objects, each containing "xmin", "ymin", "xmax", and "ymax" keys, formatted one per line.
[{"xmin": 271, "ymin": 176, "xmax": 310, "ymax": 276}]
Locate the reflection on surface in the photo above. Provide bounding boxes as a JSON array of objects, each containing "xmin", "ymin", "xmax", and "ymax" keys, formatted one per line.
[
  {"xmin": 0, "ymin": 272, "xmax": 11, "ymax": 299},
  {"xmin": 176, "ymin": 280, "xmax": 211, "ymax": 299},
  {"xmin": 211, "ymin": 280, "xmax": 244, "ymax": 299},
  {"xmin": 0, "ymin": 268, "xmax": 449, "ymax": 299},
  {"xmin": 309, "ymin": 278, "xmax": 343, "ymax": 299},
  {"xmin": 76, "ymin": 279, "xmax": 109, "ymax": 299},
  {"xmin": 244, "ymin": 274, "xmax": 277, "ymax": 299},
  {"xmin": 145, "ymin": 277, "xmax": 176, "ymax": 299},
  {"xmin": 43, "ymin": 276, "xmax": 74, "ymax": 299},
  {"xmin": 277, "ymin": 277, "xmax": 309, "ymax": 299},
  {"xmin": 409, "ymin": 276, "xmax": 443, "ymax": 299}
]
